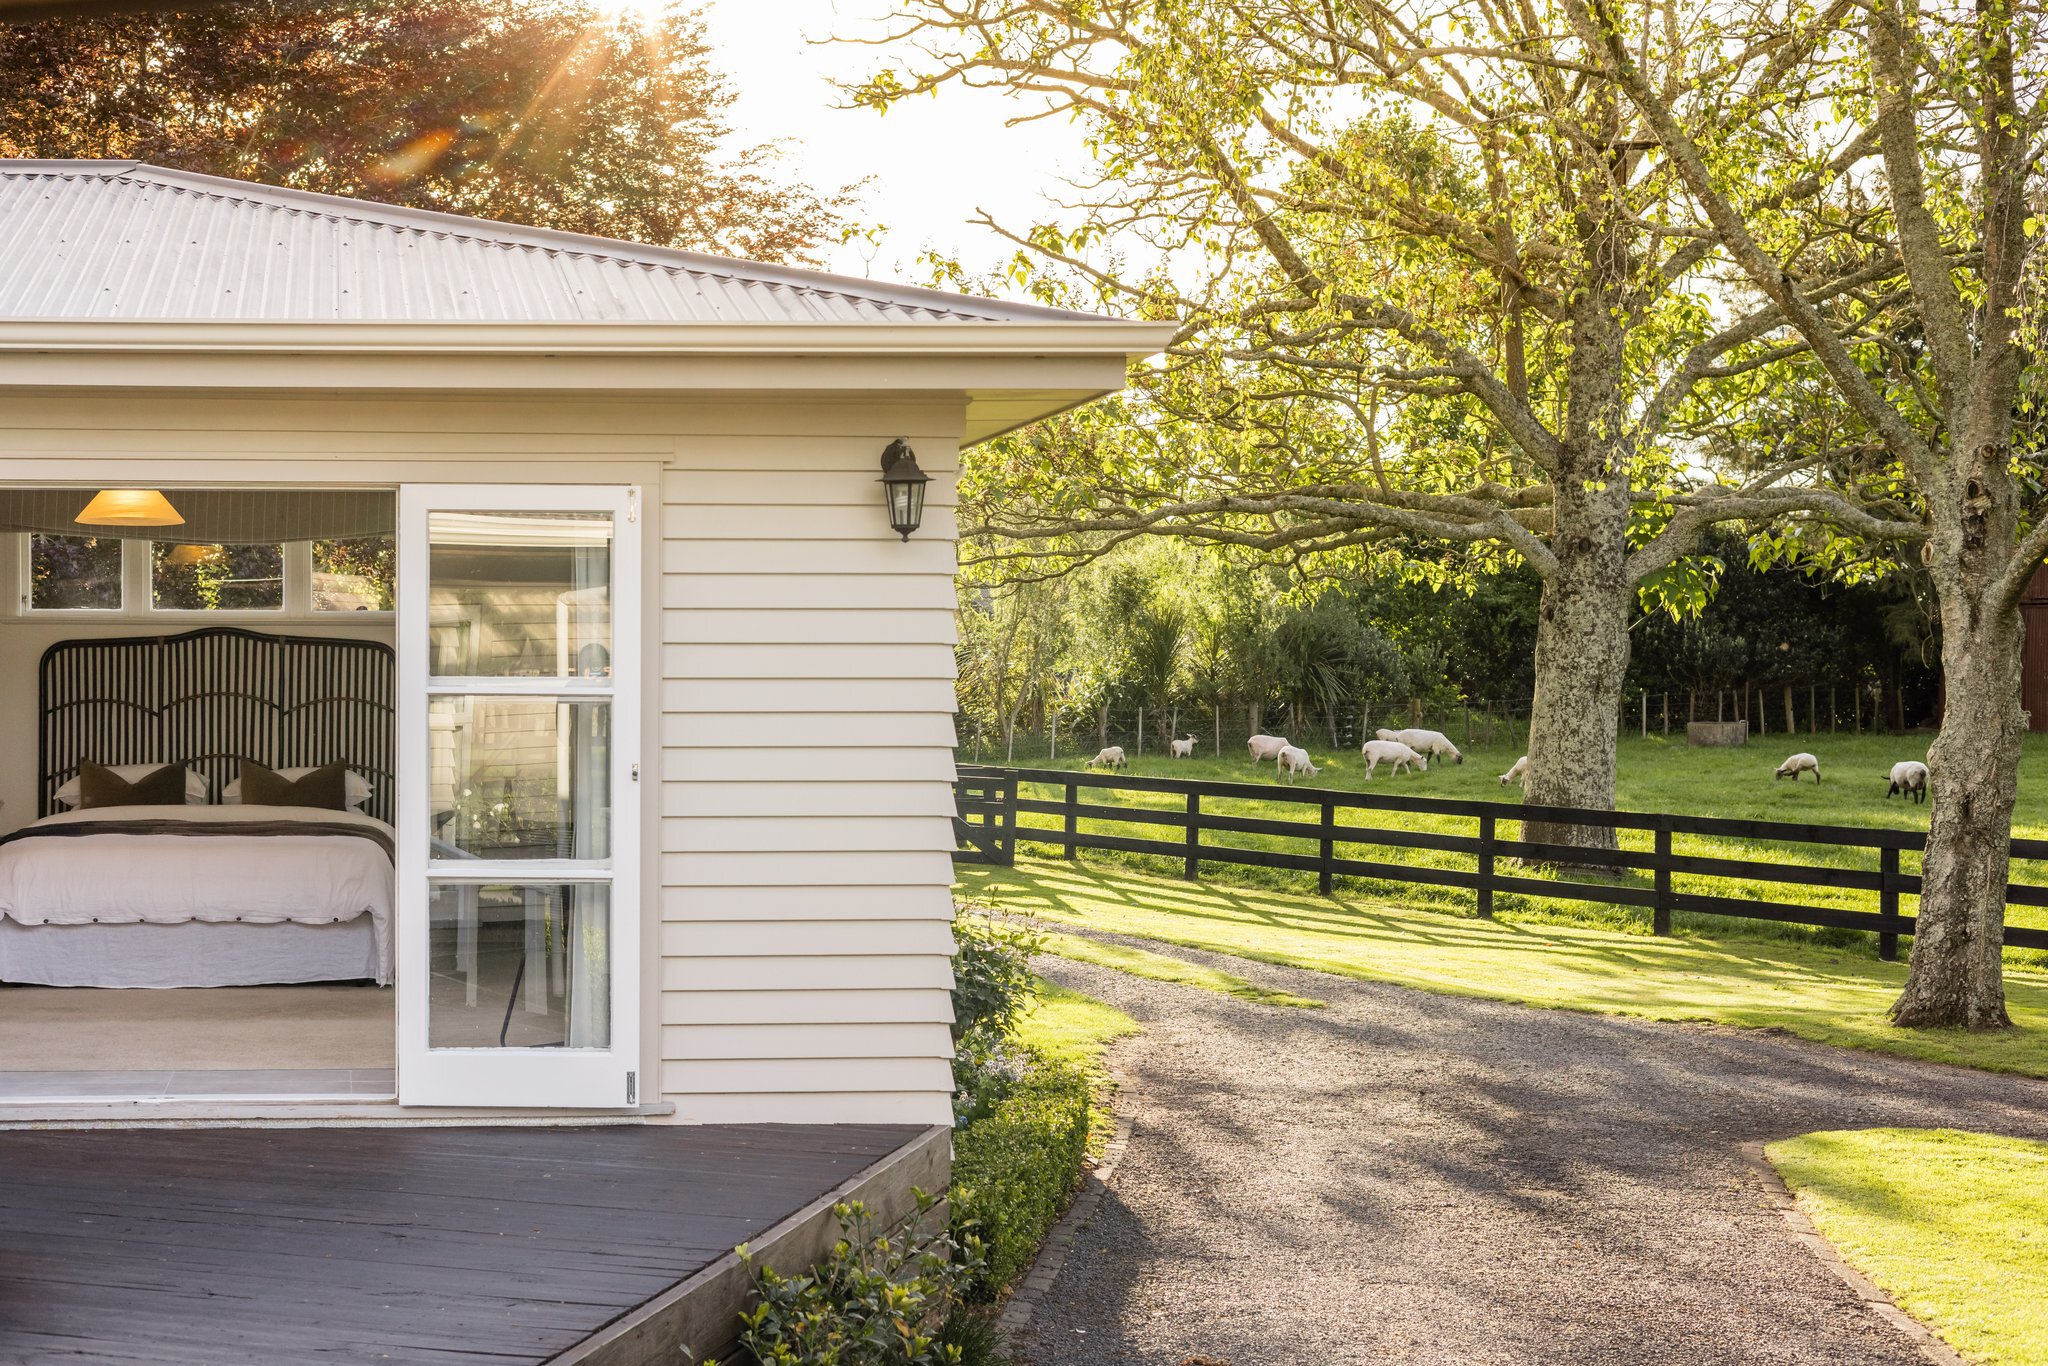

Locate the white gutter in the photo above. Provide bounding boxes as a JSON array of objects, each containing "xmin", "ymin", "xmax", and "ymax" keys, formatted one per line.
[{"xmin": 0, "ymin": 320, "xmax": 1179, "ymax": 360}]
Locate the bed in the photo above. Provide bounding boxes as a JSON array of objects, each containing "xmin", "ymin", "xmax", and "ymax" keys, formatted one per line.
[{"xmin": 0, "ymin": 627, "xmax": 395, "ymax": 989}]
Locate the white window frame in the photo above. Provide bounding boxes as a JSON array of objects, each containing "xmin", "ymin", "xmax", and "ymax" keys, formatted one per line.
[
  {"xmin": 12, "ymin": 533, "xmax": 395, "ymax": 623},
  {"xmin": 394, "ymin": 484, "xmax": 642, "ymax": 1110}
]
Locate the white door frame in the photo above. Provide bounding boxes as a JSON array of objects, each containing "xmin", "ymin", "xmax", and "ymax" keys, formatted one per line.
[{"xmin": 395, "ymin": 484, "xmax": 642, "ymax": 1108}]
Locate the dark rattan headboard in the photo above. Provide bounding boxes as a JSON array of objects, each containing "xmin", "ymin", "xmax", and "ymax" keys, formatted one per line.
[{"xmin": 39, "ymin": 626, "xmax": 395, "ymax": 822}]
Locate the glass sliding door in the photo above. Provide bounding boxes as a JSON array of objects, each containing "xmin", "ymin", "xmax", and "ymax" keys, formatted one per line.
[{"xmin": 395, "ymin": 487, "xmax": 641, "ymax": 1108}]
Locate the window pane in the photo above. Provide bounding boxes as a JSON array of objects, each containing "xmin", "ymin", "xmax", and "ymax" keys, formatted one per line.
[
  {"xmin": 152, "ymin": 542, "xmax": 283, "ymax": 611},
  {"xmin": 428, "ymin": 511, "xmax": 612, "ymax": 678},
  {"xmin": 429, "ymin": 697, "xmax": 610, "ymax": 861},
  {"xmin": 428, "ymin": 882, "xmax": 610, "ymax": 1049},
  {"xmin": 30, "ymin": 534, "xmax": 122, "ymax": 610},
  {"xmin": 313, "ymin": 535, "xmax": 395, "ymax": 612}
]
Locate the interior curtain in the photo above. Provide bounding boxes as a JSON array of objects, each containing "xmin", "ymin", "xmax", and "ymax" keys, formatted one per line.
[
  {"xmin": 0, "ymin": 489, "xmax": 395, "ymax": 544},
  {"xmin": 562, "ymin": 528, "xmax": 614, "ymax": 1048}
]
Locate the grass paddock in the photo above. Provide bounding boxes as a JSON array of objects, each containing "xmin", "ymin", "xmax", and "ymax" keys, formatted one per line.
[
  {"xmin": 978, "ymin": 733, "xmax": 2048, "ymax": 966},
  {"xmin": 959, "ymin": 856, "xmax": 2048, "ymax": 1078},
  {"xmin": 1768, "ymin": 1129, "xmax": 2048, "ymax": 1364}
]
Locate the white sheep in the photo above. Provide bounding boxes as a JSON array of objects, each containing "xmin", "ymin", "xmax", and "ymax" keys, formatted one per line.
[
  {"xmin": 1499, "ymin": 755, "xmax": 1530, "ymax": 787},
  {"xmin": 1774, "ymin": 752, "xmax": 1821, "ymax": 783},
  {"xmin": 1247, "ymin": 734, "xmax": 1290, "ymax": 765},
  {"xmin": 1088, "ymin": 746, "xmax": 1127, "ymax": 771},
  {"xmin": 1376, "ymin": 727, "xmax": 1464, "ymax": 765},
  {"xmin": 1277, "ymin": 745, "xmax": 1319, "ymax": 783},
  {"xmin": 1887, "ymin": 760, "xmax": 1929, "ymax": 803},
  {"xmin": 1169, "ymin": 735, "xmax": 1198, "ymax": 759},
  {"xmin": 1360, "ymin": 738, "xmax": 1427, "ymax": 778}
]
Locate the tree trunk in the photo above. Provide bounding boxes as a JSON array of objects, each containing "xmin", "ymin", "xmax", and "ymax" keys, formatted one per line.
[
  {"xmin": 1523, "ymin": 545, "xmax": 1628, "ymax": 853},
  {"xmin": 1097, "ymin": 702, "xmax": 1108, "ymax": 748},
  {"xmin": 1892, "ymin": 439, "xmax": 2028, "ymax": 1029}
]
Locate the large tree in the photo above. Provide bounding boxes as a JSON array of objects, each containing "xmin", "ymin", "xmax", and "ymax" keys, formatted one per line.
[
  {"xmin": 1569, "ymin": 0, "xmax": 2046, "ymax": 1027},
  {"xmin": 851, "ymin": 0, "xmax": 1918, "ymax": 844},
  {"xmin": 0, "ymin": 0, "xmax": 846, "ymax": 260}
]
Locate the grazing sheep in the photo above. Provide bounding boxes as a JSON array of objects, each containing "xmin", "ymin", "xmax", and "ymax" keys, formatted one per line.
[
  {"xmin": 1169, "ymin": 735, "xmax": 1198, "ymax": 759},
  {"xmin": 1277, "ymin": 745, "xmax": 1319, "ymax": 783},
  {"xmin": 1887, "ymin": 760, "xmax": 1929, "ymax": 803},
  {"xmin": 1499, "ymin": 755, "xmax": 1530, "ymax": 787},
  {"xmin": 1774, "ymin": 752, "xmax": 1821, "ymax": 783},
  {"xmin": 1088, "ymin": 746, "xmax": 1127, "ymax": 771},
  {"xmin": 1247, "ymin": 734, "xmax": 1290, "ymax": 765},
  {"xmin": 1360, "ymin": 739, "xmax": 1427, "ymax": 779},
  {"xmin": 1376, "ymin": 727, "xmax": 1464, "ymax": 765}
]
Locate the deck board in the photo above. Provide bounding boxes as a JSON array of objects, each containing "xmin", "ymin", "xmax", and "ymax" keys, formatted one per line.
[{"xmin": 0, "ymin": 1123, "xmax": 923, "ymax": 1363}]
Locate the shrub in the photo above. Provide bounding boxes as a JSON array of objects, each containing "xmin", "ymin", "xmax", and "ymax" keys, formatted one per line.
[
  {"xmin": 951, "ymin": 906, "xmax": 1045, "ymax": 1046},
  {"xmin": 949, "ymin": 1056, "xmax": 1093, "ymax": 1297},
  {"xmin": 731, "ymin": 1194, "xmax": 995, "ymax": 1366}
]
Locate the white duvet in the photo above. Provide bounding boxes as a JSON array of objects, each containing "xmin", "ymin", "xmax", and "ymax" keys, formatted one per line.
[{"xmin": 0, "ymin": 804, "xmax": 395, "ymax": 977}]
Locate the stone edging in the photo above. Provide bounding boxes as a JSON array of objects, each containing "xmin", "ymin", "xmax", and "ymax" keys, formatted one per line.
[
  {"xmin": 1741, "ymin": 1141, "xmax": 1966, "ymax": 1366},
  {"xmin": 995, "ymin": 1104, "xmax": 1135, "ymax": 1341}
]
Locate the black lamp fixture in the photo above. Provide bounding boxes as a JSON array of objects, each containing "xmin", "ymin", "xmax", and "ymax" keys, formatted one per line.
[{"xmin": 879, "ymin": 438, "xmax": 930, "ymax": 542}]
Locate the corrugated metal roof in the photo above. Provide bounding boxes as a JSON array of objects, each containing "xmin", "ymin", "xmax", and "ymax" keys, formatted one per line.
[{"xmin": 0, "ymin": 161, "xmax": 1107, "ymax": 325}]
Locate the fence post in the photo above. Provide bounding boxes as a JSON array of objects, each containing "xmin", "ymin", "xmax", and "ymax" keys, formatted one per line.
[
  {"xmin": 1653, "ymin": 822, "xmax": 1673, "ymax": 936},
  {"xmin": 1136, "ymin": 707, "xmax": 1144, "ymax": 757},
  {"xmin": 1184, "ymin": 790, "xmax": 1201, "ymax": 882},
  {"xmin": 1879, "ymin": 844, "xmax": 1901, "ymax": 961},
  {"xmin": 1318, "ymin": 800, "xmax": 1335, "ymax": 896},
  {"xmin": 999, "ymin": 772, "xmax": 1018, "ymax": 867},
  {"xmin": 1062, "ymin": 779, "xmax": 1078, "ymax": 860},
  {"xmin": 1640, "ymin": 691, "xmax": 1648, "ymax": 738},
  {"xmin": 1476, "ymin": 810, "xmax": 1495, "ymax": 919}
]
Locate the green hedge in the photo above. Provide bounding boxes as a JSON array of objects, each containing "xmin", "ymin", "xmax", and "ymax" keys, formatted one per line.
[{"xmin": 949, "ymin": 1053, "xmax": 1093, "ymax": 1297}]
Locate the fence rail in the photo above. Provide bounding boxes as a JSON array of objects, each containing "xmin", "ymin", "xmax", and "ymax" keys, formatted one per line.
[{"xmin": 951, "ymin": 765, "xmax": 2048, "ymax": 959}]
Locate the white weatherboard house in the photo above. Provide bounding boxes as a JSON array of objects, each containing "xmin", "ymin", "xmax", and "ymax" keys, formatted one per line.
[{"xmin": 0, "ymin": 160, "xmax": 1170, "ymax": 1124}]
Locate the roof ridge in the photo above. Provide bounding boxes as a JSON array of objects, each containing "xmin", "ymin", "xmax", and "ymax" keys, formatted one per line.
[{"xmin": 0, "ymin": 159, "xmax": 1107, "ymax": 324}]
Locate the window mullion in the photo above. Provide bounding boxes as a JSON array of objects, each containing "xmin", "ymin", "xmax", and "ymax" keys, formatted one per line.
[{"xmin": 124, "ymin": 537, "xmax": 149, "ymax": 612}]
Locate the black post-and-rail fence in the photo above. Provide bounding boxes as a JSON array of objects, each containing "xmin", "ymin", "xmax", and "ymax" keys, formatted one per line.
[{"xmin": 951, "ymin": 765, "xmax": 2048, "ymax": 960}]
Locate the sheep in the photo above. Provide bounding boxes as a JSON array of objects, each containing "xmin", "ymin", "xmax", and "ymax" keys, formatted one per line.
[
  {"xmin": 1887, "ymin": 760, "xmax": 1929, "ymax": 803},
  {"xmin": 1774, "ymin": 752, "xmax": 1821, "ymax": 783},
  {"xmin": 1360, "ymin": 738, "xmax": 1427, "ymax": 779},
  {"xmin": 1277, "ymin": 745, "xmax": 1319, "ymax": 783},
  {"xmin": 1169, "ymin": 735, "xmax": 1198, "ymax": 759},
  {"xmin": 1247, "ymin": 734, "xmax": 1290, "ymax": 765},
  {"xmin": 1376, "ymin": 727, "xmax": 1464, "ymax": 765},
  {"xmin": 1088, "ymin": 746, "xmax": 1127, "ymax": 771},
  {"xmin": 1499, "ymin": 755, "xmax": 1530, "ymax": 787}
]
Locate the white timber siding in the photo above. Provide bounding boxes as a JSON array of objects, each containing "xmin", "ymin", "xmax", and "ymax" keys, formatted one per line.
[
  {"xmin": 0, "ymin": 393, "xmax": 968, "ymax": 1125},
  {"xmin": 660, "ymin": 418, "xmax": 961, "ymax": 1126}
]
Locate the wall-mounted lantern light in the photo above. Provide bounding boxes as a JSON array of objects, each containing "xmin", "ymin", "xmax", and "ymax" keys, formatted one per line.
[{"xmin": 879, "ymin": 438, "xmax": 929, "ymax": 542}]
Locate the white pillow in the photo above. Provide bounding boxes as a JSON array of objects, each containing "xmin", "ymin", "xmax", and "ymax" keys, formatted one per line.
[
  {"xmin": 224, "ymin": 766, "xmax": 373, "ymax": 812},
  {"xmin": 53, "ymin": 763, "xmax": 209, "ymax": 808}
]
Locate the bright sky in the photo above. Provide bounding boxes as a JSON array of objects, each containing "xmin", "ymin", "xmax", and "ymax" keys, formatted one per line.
[{"xmin": 697, "ymin": 1, "xmax": 1095, "ymax": 285}]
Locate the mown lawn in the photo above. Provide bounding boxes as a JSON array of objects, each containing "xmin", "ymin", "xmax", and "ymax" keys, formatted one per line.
[
  {"xmin": 958, "ymin": 856, "xmax": 2048, "ymax": 1078},
  {"xmin": 1768, "ymin": 1129, "xmax": 2048, "ymax": 1365},
  {"xmin": 976, "ymin": 732, "xmax": 2048, "ymax": 965}
]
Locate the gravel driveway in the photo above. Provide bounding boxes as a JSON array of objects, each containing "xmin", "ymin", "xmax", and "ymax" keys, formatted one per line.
[{"xmin": 1018, "ymin": 938, "xmax": 2048, "ymax": 1365}]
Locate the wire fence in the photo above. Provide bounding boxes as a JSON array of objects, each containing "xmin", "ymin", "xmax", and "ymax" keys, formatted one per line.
[{"xmin": 958, "ymin": 682, "xmax": 1919, "ymax": 765}]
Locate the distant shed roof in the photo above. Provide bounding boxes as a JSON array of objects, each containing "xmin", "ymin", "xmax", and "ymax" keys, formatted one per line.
[{"xmin": 0, "ymin": 160, "xmax": 1111, "ymax": 326}]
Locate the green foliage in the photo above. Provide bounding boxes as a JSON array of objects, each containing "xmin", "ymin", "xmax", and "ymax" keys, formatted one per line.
[
  {"xmin": 950, "ymin": 908, "xmax": 1045, "ymax": 1047},
  {"xmin": 0, "ymin": 0, "xmax": 847, "ymax": 262},
  {"xmin": 949, "ymin": 1058, "xmax": 1094, "ymax": 1298},
  {"xmin": 732, "ymin": 1195, "xmax": 992, "ymax": 1366}
]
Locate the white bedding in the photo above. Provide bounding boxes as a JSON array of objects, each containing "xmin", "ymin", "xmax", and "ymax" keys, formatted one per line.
[{"xmin": 0, "ymin": 804, "xmax": 395, "ymax": 983}]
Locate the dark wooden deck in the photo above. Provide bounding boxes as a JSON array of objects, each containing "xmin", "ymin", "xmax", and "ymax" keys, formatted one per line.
[{"xmin": 0, "ymin": 1122, "xmax": 927, "ymax": 1364}]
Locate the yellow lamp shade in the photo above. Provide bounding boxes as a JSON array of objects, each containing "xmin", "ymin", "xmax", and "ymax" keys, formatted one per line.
[{"xmin": 76, "ymin": 489, "xmax": 184, "ymax": 527}]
